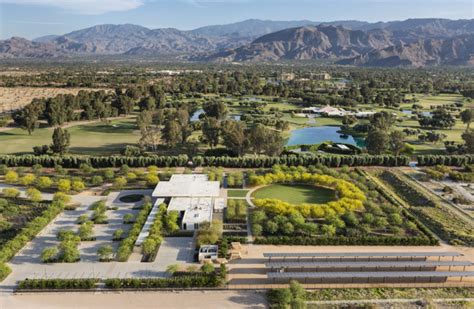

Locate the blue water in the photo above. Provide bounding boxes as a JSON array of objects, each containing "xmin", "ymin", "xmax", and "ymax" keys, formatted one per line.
[
  {"xmin": 190, "ymin": 109, "xmax": 205, "ymax": 122},
  {"xmin": 191, "ymin": 109, "xmax": 241, "ymax": 122},
  {"xmin": 287, "ymin": 126, "xmax": 366, "ymax": 148}
]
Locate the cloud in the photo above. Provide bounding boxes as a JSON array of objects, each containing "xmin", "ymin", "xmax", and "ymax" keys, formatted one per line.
[{"xmin": 0, "ymin": 0, "xmax": 145, "ymax": 15}]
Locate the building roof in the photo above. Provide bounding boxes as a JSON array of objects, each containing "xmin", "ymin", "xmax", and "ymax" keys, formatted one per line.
[
  {"xmin": 176, "ymin": 197, "xmax": 213, "ymax": 226},
  {"xmin": 152, "ymin": 174, "xmax": 220, "ymax": 197}
]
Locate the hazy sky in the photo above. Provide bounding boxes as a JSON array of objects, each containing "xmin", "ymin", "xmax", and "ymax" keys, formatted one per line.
[{"xmin": 1, "ymin": 0, "xmax": 473, "ymax": 39}]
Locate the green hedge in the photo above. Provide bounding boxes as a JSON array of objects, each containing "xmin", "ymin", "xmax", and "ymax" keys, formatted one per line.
[
  {"xmin": 0, "ymin": 200, "xmax": 65, "ymax": 263},
  {"xmin": 417, "ymin": 155, "xmax": 474, "ymax": 167},
  {"xmin": 116, "ymin": 202, "xmax": 153, "ymax": 261},
  {"xmin": 104, "ymin": 273, "xmax": 222, "ymax": 289},
  {"xmin": 18, "ymin": 278, "xmax": 98, "ymax": 290},
  {"xmin": 0, "ymin": 154, "xmax": 409, "ymax": 168},
  {"xmin": 0, "ymin": 154, "xmax": 190, "ymax": 168},
  {"xmin": 0, "ymin": 263, "xmax": 11, "ymax": 282},
  {"xmin": 253, "ymin": 235, "xmax": 437, "ymax": 246}
]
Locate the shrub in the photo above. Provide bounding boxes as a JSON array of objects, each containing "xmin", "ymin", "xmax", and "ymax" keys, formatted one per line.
[
  {"xmin": 90, "ymin": 175, "xmax": 104, "ymax": 186},
  {"xmin": 26, "ymin": 188, "xmax": 42, "ymax": 202},
  {"xmin": 4, "ymin": 170, "xmax": 18, "ymax": 183},
  {"xmin": 41, "ymin": 247, "xmax": 59, "ymax": 263},
  {"xmin": 97, "ymin": 245, "xmax": 114, "ymax": 262},
  {"xmin": 201, "ymin": 262, "xmax": 215, "ymax": 274},
  {"xmin": 113, "ymin": 229, "xmax": 124, "ymax": 241},
  {"xmin": 113, "ymin": 177, "xmax": 127, "ymax": 190},
  {"xmin": 103, "ymin": 273, "xmax": 222, "ymax": 289},
  {"xmin": 0, "ymin": 263, "xmax": 11, "ymax": 282},
  {"xmin": 78, "ymin": 221, "xmax": 95, "ymax": 241},
  {"xmin": 71, "ymin": 180, "xmax": 86, "ymax": 192},
  {"xmin": 20, "ymin": 174, "xmax": 36, "ymax": 186},
  {"xmin": 103, "ymin": 168, "xmax": 115, "ymax": 180},
  {"xmin": 145, "ymin": 173, "xmax": 159, "ymax": 186},
  {"xmin": 57, "ymin": 179, "xmax": 71, "ymax": 193},
  {"xmin": 196, "ymin": 220, "xmax": 223, "ymax": 246},
  {"xmin": 36, "ymin": 176, "xmax": 53, "ymax": 189},
  {"xmin": 53, "ymin": 192, "xmax": 71, "ymax": 204},
  {"xmin": 2, "ymin": 187, "xmax": 20, "ymax": 199},
  {"xmin": 18, "ymin": 278, "xmax": 98, "ymax": 290},
  {"xmin": 267, "ymin": 288, "xmax": 293, "ymax": 308}
]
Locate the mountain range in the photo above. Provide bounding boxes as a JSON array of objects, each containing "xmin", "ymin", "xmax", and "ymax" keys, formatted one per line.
[{"xmin": 1, "ymin": 18, "xmax": 473, "ymax": 67}]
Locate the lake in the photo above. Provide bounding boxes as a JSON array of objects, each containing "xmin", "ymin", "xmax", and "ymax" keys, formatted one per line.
[{"xmin": 287, "ymin": 126, "xmax": 366, "ymax": 148}]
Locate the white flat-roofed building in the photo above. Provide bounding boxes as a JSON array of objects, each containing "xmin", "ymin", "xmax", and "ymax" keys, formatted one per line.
[
  {"xmin": 152, "ymin": 174, "xmax": 220, "ymax": 198},
  {"xmin": 151, "ymin": 174, "xmax": 220, "ymax": 231}
]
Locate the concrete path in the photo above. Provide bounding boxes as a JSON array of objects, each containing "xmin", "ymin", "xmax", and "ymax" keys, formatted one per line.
[
  {"xmin": 1, "ymin": 290, "xmax": 267, "ymax": 309},
  {"xmin": 154, "ymin": 237, "xmax": 195, "ymax": 275}
]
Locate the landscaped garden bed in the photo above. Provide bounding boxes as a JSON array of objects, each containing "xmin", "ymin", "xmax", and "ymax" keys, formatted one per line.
[
  {"xmin": 248, "ymin": 165, "xmax": 436, "ymax": 246},
  {"xmin": 378, "ymin": 170, "xmax": 435, "ymax": 207}
]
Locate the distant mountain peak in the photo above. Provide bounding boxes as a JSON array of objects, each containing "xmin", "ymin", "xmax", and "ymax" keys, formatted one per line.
[{"xmin": 2, "ymin": 18, "xmax": 474, "ymax": 67}]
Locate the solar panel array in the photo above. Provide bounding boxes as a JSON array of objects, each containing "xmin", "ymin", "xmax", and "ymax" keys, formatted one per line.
[
  {"xmin": 264, "ymin": 251, "xmax": 473, "ymax": 284},
  {"xmin": 268, "ymin": 271, "xmax": 474, "ymax": 279}
]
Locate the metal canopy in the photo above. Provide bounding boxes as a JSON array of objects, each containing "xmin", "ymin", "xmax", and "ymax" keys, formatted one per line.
[
  {"xmin": 266, "ymin": 261, "xmax": 473, "ymax": 269},
  {"xmin": 263, "ymin": 252, "xmax": 461, "ymax": 258},
  {"xmin": 267, "ymin": 271, "xmax": 474, "ymax": 279}
]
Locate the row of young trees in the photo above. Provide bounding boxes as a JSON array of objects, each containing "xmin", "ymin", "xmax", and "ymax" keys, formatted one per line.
[{"xmin": 0, "ymin": 154, "xmax": 411, "ymax": 168}]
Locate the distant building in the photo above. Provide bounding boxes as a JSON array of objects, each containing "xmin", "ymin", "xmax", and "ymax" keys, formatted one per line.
[
  {"xmin": 279, "ymin": 73, "xmax": 296, "ymax": 81},
  {"xmin": 302, "ymin": 105, "xmax": 376, "ymax": 118},
  {"xmin": 302, "ymin": 105, "xmax": 346, "ymax": 117},
  {"xmin": 311, "ymin": 72, "xmax": 331, "ymax": 80}
]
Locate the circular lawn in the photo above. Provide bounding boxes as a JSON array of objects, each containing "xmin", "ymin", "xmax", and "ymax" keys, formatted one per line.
[{"xmin": 252, "ymin": 184, "xmax": 336, "ymax": 204}]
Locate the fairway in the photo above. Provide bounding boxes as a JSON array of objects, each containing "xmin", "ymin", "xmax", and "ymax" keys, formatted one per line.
[
  {"xmin": 252, "ymin": 184, "xmax": 336, "ymax": 204},
  {"xmin": 0, "ymin": 119, "xmax": 140, "ymax": 155}
]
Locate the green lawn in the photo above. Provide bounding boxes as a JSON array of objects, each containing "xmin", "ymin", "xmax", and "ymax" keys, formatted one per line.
[
  {"xmin": 252, "ymin": 184, "xmax": 336, "ymax": 204},
  {"xmin": 0, "ymin": 119, "xmax": 140, "ymax": 155},
  {"xmin": 227, "ymin": 189, "xmax": 249, "ymax": 198}
]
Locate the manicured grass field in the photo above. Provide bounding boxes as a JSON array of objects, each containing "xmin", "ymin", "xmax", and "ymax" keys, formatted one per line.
[
  {"xmin": 227, "ymin": 189, "xmax": 249, "ymax": 198},
  {"xmin": 0, "ymin": 119, "xmax": 140, "ymax": 155},
  {"xmin": 252, "ymin": 184, "xmax": 336, "ymax": 204}
]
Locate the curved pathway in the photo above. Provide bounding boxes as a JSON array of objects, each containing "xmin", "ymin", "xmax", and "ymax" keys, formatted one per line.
[{"xmin": 244, "ymin": 186, "xmax": 266, "ymax": 243}]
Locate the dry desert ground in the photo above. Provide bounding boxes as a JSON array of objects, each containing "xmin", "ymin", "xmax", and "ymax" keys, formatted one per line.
[{"xmin": 0, "ymin": 87, "xmax": 107, "ymax": 113}]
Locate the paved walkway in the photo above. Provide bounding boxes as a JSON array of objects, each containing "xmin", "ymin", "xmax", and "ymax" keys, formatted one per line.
[{"xmin": 2, "ymin": 290, "xmax": 267, "ymax": 309}]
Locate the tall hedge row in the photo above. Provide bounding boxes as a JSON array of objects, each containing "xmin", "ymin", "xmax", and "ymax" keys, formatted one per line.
[
  {"xmin": 0, "ymin": 154, "xmax": 190, "ymax": 168},
  {"xmin": 253, "ymin": 235, "xmax": 437, "ymax": 246},
  {"xmin": 417, "ymin": 155, "xmax": 474, "ymax": 167},
  {"xmin": 0, "ymin": 154, "xmax": 410, "ymax": 168}
]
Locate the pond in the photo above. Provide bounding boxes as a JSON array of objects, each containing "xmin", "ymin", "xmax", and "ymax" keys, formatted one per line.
[
  {"xmin": 287, "ymin": 126, "xmax": 366, "ymax": 148},
  {"xmin": 191, "ymin": 109, "xmax": 242, "ymax": 122},
  {"xmin": 191, "ymin": 109, "xmax": 204, "ymax": 122}
]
